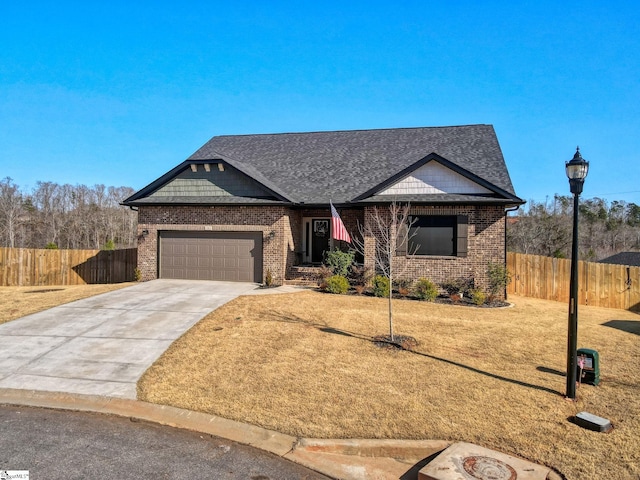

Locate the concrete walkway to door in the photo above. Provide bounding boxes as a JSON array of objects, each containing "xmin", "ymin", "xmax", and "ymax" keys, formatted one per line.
[{"xmin": 0, "ymin": 280, "xmax": 301, "ymax": 399}]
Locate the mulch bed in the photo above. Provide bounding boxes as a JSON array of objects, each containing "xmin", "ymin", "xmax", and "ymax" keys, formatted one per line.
[
  {"xmin": 432, "ymin": 296, "xmax": 510, "ymax": 308},
  {"xmin": 317, "ymin": 286, "xmax": 510, "ymax": 308}
]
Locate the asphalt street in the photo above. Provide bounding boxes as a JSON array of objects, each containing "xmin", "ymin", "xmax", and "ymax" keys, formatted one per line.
[{"xmin": 0, "ymin": 405, "xmax": 331, "ymax": 480}]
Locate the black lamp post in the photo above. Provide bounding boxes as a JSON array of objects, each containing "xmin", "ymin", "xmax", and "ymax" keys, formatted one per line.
[{"xmin": 565, "ymin": 147, "xmax": 589, "ymax": 400}]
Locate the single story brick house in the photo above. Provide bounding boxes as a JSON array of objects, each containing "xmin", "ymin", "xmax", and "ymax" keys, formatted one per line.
[{"xmin": 122, "ymin": 125, "xmax": 524, "ymax": 292}]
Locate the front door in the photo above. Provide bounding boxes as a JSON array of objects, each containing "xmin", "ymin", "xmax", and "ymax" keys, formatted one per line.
[{"xmin": 311, "ymin": 219, "xmax": 330, "ymax": 263}]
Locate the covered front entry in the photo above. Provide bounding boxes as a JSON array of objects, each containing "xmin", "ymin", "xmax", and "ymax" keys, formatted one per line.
[
  {"xmin": 159, "ymin": 231, "xmax": 263, "ymax": 282},
  {"xmin": 302, "ymin": 218, "xmax": 331, "ymax": 264}
]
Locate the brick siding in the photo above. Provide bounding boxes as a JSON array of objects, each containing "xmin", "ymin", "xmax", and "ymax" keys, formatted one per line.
[
  {"xmin": 362, "ymin": 205, "xmax": 506, "ymax": 297},
  {"xmin": 137, "ymin": 205, "xmax": 294, "ymax": 284},
  {"xmin": 137, "ymin": 204, "xmax": 506, "ymax": 297}
]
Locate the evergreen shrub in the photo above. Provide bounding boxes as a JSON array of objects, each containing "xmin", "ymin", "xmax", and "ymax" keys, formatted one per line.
[
  {"xmin": 325, "ymin": 275, "xmax": 350, "ymax": 294},
  {"xmin": 372, "ymin": 275, "xmax": 390, "ymax": 297}
]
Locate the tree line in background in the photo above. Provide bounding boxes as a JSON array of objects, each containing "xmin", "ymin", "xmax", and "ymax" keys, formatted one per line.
[
  {"xmin": 0, "ymin": 177, "xmax": 137, "ymax": 250},
  {"xmin": 508, "ymin": 195, "xmax": 640, "ymax": 261},
  {"xmin": 2, "ymin": 176, "xmax": 639, "ymax": 261}
]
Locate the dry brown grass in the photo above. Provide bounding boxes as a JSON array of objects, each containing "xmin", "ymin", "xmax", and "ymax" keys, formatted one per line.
[
  {"xmin": 138, "ymin": 292, "xmax": 640, "ymax": 479},
  {"xmin": 0, "ymin": 283, "xmax": 136, "ymax": 325}
]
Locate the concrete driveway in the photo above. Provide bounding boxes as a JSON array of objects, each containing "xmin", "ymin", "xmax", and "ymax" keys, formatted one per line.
[{"xmin": 0, "ymin": 279, "xmax": 265, "ymax": 399}]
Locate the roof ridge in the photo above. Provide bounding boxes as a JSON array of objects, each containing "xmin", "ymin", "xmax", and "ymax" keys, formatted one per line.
[{"xmin": 212, "ymin": 124, "xmax": 492, "ymax": 139}]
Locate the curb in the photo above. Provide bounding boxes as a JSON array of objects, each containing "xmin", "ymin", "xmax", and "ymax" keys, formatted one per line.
[
  {"xmin": 0, "ymin": 388, "xmax": 564, "ymax": 480},
  {"xmin": 0, "ymin": 388, "xmax": 446, "ymax": 480},
  {"xmin": 0, "ymin": 389, "xmax": 296, "ymax": 456}
]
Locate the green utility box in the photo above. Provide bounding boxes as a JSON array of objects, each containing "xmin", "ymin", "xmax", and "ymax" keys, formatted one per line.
[{"xmin": 577, "ymin": 348, "xmax": 600, "ymax": 386}]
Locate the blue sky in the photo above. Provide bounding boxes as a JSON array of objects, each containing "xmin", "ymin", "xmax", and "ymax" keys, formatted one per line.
[{"xmin": 1, "ymin": 1, "xmax": 639, "ymax": 206}]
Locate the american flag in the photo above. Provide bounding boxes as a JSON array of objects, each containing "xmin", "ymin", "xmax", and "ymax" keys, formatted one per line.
[{"xmin": 330, "ymin": 201, "xmax": 352, "ymax": 243}]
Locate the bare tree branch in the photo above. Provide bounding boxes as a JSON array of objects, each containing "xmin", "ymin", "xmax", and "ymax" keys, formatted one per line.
[{"xmin": 351, "ymin": 200, "xmax": 418, "ymax": 341}]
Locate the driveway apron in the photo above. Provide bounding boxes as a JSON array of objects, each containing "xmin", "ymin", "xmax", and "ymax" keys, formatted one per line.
[{"xmin": 0, "ymin": 279, "xmax": 258, "ymax": 399}]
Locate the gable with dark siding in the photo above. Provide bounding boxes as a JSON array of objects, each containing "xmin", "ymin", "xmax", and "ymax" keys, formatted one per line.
[{"xmin": 149, "ymin": 163, "xmax": 276, "ymax": 200}]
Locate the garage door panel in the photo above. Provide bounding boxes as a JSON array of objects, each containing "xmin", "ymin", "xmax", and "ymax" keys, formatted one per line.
[
  {"xmin": 167, "ymin": 268, "xmax": 186, "ymax": 278},
  {"xmin": 212, "ymin": 257, "xmax": 226, "ymax": 268},
  {"xmin": 196, "ymin": 257, "xmax": 211, "ymax": 268},
  {"xmin": 172, "ymin": 244, "xmax": 187, "ymax": 255},
  {"xmin": 171, "ymin": 257, "xmax": 187, "ymax": 267},
  {"xmin": 222, "ymin": 245, "xmax": 237, "ymax": 256},
  {"xmin": 185, "ymin": 257, "xmax": 200, "ymax": 268},
  {"xmin": 223, "ymin": 257, "xmax": 237, "ymax": 267},
  {"xmin": 159, "ymin": 231, "xmax": 263, "ymax": 282}
]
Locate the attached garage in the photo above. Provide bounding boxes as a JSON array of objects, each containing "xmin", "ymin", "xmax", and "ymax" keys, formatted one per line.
[{"xmin": 159, "ymin": 231, "xmax": 263, "ymax": 282}]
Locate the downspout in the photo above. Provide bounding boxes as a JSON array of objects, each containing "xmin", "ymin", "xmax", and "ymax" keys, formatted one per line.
[
  {"xmin": 504, "ymin": 205, "xmax": 521, "ymax": 299},
  {"xmin": 505, "ymin": 205, "xmax": 521, "ymax": 259}
]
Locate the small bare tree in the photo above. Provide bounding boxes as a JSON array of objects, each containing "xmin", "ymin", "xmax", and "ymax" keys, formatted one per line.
[
  {"xmin": 352, "ymin": 200, "xmax": 418, "ymax": 342},
  {"xmin": 0, "ymin": 177, "xmax": 27, "ymax": 248}
]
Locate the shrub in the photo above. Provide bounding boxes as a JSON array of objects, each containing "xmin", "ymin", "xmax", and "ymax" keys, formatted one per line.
[
  {"xmin": 414, "ymin": 278, "xmax": 438, "ymax": 301},
  {"xmin": 325, "ymin": 275, "xmax": 349, "ymax": 294},
  {"xmin": 134, "ymin": 268, "xmax": 142, "ymax": 282},
  {"xmin": 349, "ymin": 264, "xmax": 373, "ymax": 287},
  {"xmin": 440, "ymin": 277, "xmax": 474, "ymax": 297},
  {"xmin": 316, "ymin": 265, "xmax": 333, "ymax": 288},
  {"xmin": 394, "ymin": 278, "xmax": 412, "ymax": 297},
  {"xmin": 440, "ymin": 278, "xmax": 461, "ymax": 296},
  {"xmin": 264, "ymin": 269, "xmax": 274, "ymax": 287},
  {"xmin": 458, "ymin": 278, "xmax": 475, "ymax": 296},
  {"xmin": 372, "ymin": 275, "xmax": 390, "ymax": 298},
  {"xmin": 487, "ymin": 262, "xmax": 511, "ymax": 298},
  {"xmin": 44, "ymin": 242, "xmax": 58, "ymax": 249},
  {"xmin": 102, "ymin": 239, "xmax": 116, "ymax": 251},
  {"xmin": 471, "ymin": 289, "xmax": 487, "ymax": 305},
  {"xmin": 324, "ymin": 249, "xmax": 355, "ymax": 277}
]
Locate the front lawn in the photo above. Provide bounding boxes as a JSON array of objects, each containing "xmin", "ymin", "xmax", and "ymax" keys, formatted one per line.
[
  {"xmin": 0, "ymin": 283, "xmax": 135, "ymax": 325},
  {"xmin": 138, "ymin": 291, "xmax": 639, "ymax": 479}
]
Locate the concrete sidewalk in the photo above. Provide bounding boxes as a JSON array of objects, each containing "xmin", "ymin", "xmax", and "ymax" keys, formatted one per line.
[{"xmin": 0, "ymin": 279, "xmax": 270, "ymax": 398}]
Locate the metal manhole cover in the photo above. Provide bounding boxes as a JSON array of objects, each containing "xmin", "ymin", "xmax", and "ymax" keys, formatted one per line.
[{"xmin": 462, "ymin": 456, "xmax": 517, "ymax": 480}]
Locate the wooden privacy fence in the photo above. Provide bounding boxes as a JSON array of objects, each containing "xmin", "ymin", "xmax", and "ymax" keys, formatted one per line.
[
  {"xmin": 507, "ymin": 252, "xmax": 640, "ymax": 312},
  {"xmin": 0, "ymin": 247, "xmax": 137, "ymax": 286}
]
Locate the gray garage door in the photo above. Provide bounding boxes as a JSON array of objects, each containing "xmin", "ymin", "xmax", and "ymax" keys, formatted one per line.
[{"xmin": 159, "ymin": 231, "xmax": 263, "ymax": 282}]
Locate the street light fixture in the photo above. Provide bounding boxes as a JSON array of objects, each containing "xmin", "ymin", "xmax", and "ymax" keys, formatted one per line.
[{"xmin": 565, "ymin": 147, "xmax": 589, "ymax": 399}]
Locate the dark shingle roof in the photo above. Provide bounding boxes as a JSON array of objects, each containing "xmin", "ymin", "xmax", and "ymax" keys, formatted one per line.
[
  {"xmin": 597, "ymin": 252, "xmax": 640, "ymax": 266},
  {"xmin": 123, "ymin": 125, "xmax": 524, "ymax": 206},
  {"xmin": 188, "ymin": 125, "xmax": 520, "ymax": 204}
]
